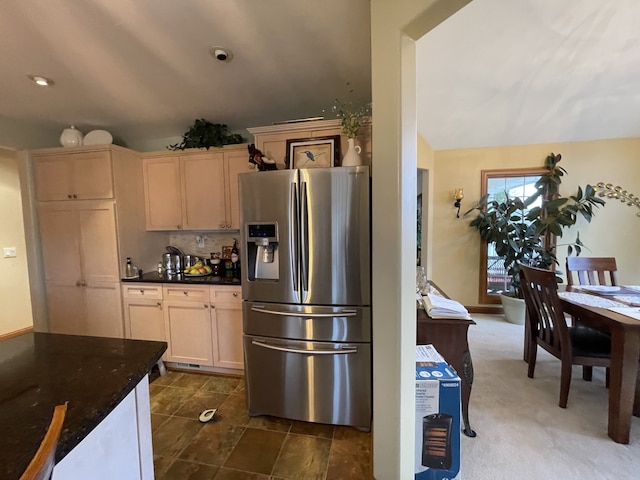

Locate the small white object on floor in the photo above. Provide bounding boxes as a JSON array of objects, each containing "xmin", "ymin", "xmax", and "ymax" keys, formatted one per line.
[{"xmin": 199, "ymin": 408, "xmax": 217, "ymax": 423}]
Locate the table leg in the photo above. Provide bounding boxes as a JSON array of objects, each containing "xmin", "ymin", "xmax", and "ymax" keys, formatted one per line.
[
  {"xmin": 608, "ymin": 328, "xmax": 640, "ymax": 444},
  {"xmin": 461, "ymin": 349, "xmax": 476, "ymax": 437}
]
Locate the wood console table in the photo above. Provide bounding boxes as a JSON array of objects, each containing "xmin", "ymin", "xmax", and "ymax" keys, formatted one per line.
[{"xmin": 417, "ymin": 281, "xmax": 476, "ymax": 437}]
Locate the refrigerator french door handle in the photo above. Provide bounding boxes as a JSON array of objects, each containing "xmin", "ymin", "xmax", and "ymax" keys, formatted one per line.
[
  {"xmin": 291, "ymin": 180, "xmax": 300, "ymax": 303},
  {"xmin": 250, "ymin": 306, "xmax": 357, "ymax": 317},
  {"xmin": 252, "ymin": 340, "xmax": 358, "ymax": 355},
  {"xmin": 300, "ymin": 180, "xmax": 309, "ymax": 302}
]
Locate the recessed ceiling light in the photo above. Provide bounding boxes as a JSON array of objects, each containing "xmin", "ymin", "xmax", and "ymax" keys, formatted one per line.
[{"xmin": 28, "ymin": 75, "xmax": 54, "ymax": 87}]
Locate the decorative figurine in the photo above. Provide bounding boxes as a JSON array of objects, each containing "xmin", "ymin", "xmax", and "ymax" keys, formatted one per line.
[{"xmin": 248, "ymin": 144, "xmax": 277, "ymax": 171}]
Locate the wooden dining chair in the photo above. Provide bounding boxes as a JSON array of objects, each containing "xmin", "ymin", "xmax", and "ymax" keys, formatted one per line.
[
  {"xmin": 565, "ymin": 256, "xmax": 618, "ymax": 381},
  {"xmin": 565, "ymin": 256, "xmax": 618, "ymax": 287},
  {"xmin": 519, "ymin": 265, "xmax": 611, "ymax": 408},
  {"xmin": 20, "ymin": 403, "xmax": 68, "ymax": 480}
]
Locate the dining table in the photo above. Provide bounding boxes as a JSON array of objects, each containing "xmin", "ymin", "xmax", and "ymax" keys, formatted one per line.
[{"xmin": 553, "ymin": 285, "xmax": 640, "ymax": 444}]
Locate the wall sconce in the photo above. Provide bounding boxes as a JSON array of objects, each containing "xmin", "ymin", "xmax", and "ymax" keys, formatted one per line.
[{"xmin": 453, "ymin": 188, "xmax": 464, "ymax": 218}]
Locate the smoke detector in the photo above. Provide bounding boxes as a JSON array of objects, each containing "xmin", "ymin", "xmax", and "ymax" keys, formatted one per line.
[{"xmin": 210, "ymin": 46, "xmax": 233, "ymax": 62}]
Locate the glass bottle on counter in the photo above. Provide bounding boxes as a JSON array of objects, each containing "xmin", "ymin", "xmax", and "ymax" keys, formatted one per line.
[
  {"xmin": 125, "ymin": 257, "xmax": 138, "ymax": 278},
  {"xmin": 210, "ymin": 252, "xmax": 221, "ymax": 276},
  {"xmin": 231, "ymin": 239, "xmax": 240, "ymax": 276}
]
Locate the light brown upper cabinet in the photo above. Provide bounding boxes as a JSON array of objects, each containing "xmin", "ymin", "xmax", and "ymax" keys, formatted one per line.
[
  {"xmin": 247, "ymin": 118, "xmax": 371, "ymax": 170},
  {"xmin": 143, "ymin": 145, "xmax": 251, "ymax": 231},
  {"xmin": 33, "ymin": 150, "xmax": 114, "ymax": 201}
]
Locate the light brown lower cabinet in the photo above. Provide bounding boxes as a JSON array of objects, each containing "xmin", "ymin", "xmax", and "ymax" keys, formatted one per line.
[
  {"xmin": 163, "ymin": 285, "xmax": 214, "ymax": 366},
  {"xmin": 47, "ymin": 283, "xmax": 123, "ymax": 338},
  {"xmin": 122, "ymin": 283, "xmax": 243, "ymax": 371},
  {"xmin": 210, "ymin": 287, "xmax": 244, "ymax": 370},
  {"xmin": 122, "ymin": 284, "xmax": 166, "ymax": 360},
  {"xmin": 39, "ymin": 201, "xmax": 123, "ymax": 338}
]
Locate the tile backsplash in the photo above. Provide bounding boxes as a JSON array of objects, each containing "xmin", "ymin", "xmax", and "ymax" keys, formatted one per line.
[{"xmin": 167, "ymin": 232, "xmax": 240, "ymax": 260}]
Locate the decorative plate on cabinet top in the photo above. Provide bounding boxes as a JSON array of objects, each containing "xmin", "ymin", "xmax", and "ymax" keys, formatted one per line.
[{"xmin": 83, "ymin": 129, "xmax": 113, "ymax": 145}]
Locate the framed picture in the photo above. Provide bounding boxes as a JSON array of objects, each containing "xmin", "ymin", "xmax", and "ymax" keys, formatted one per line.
[{"xmin": 286, "ymin": 135, "xmax": 341, "ymax": 169}]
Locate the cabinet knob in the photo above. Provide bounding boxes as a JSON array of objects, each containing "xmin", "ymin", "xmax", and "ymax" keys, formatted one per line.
[
  {"xmin": 219, "ymin": 224, "xmax": 225, "ymax": 228},
  {"xmin": 76, "ymin": 280, "xmax": 82, "ymax": 287},
  {"xmin": 177, "ymin": 225, "xmax": 182, "ymax": 229},
  {"xmin": 183, "ymin": 291, "xmax": 188, "ymax": 296},
  {"xmin": 73, "ymin": 194, "xmax": 78, "ymax": 198},
  {"xmin": 140, "ymin": 289, "xmax": 145, "ymax": 294},
  {"xmin": 226, "ymin": 224, "xmax": 231, "ymax": 229},
  {"xmin": 157, "ymin": 302, "xmax": 162, "ymax": 308},
  {"xmin": 204, "ymin": 304, "xmax": 209, "ymax": 308},
  {"xmin": 233, "ymin": 292, "xmax": 238, "ymax": 297},
  {"xmin": 67, "ymin": 194, "xmax": 73, "ymax": 199}
]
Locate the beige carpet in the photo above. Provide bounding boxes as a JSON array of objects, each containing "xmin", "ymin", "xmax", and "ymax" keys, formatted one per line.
[{"xmin": 461, "ymin": 314, "xmax": 640, "ymax": 479}]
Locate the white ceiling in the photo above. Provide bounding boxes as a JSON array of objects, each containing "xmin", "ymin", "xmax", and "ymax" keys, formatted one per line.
[
  {"xmin": 0, "ymin": 0, "xmax": 372, "ymax": 147},
  {"xmin": 417, "ymin": 0, "xmax": 640, "ymax": 150},
  {"xmin": 1, "ymin": 0, "xmax": 639, "ymax": 151}
]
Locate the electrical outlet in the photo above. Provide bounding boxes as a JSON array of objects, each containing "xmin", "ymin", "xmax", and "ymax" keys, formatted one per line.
[
  {"xmin": 3, "ymin": 247, "xmax": 17, "ymax": 258},
  {"xmin": 196, "ymin": 236, "xmax": 205, "ymax": 248}
]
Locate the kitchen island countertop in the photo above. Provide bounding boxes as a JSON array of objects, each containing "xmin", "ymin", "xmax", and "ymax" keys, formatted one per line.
[
  {"xmin": 123, "ymin": 271, "xmax": 241, "ymax": 285},
  {"xmin": 0, "ymin": 332, "xmax": 166, "ymax": 480}
]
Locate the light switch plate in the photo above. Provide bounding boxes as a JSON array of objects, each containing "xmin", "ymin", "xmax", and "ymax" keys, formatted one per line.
[{"xmin": 3, "ymin": 247, "xmax": 17, "ymax": 258}]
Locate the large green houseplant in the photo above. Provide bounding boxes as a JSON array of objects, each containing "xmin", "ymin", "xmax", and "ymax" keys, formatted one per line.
[{"xmin": 465, "ymin": 153, "xmax": 605, "ymax": 319}]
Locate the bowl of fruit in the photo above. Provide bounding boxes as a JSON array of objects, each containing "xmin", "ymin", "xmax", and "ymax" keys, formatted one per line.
[{"xmin": 184, "ymin": 261, "xmax": 213, "ymax": 276}]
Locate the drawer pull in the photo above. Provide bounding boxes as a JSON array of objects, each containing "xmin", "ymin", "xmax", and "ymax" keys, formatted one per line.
[{"xmin": 252, "ymin": 340, "xmax": 357, "ymax": 355}]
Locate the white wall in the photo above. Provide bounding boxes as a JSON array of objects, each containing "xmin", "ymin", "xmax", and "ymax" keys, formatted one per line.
[{"xmin": 0, "ymin": 148, "xmax": 33, "ymax": 334}]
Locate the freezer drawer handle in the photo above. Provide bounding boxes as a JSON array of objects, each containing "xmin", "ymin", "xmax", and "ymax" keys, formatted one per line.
[
  {"xmin": 252, "ymin": 340, "xmax": 357, "ymax": 355},
  {"xmin": 250, "ymin": 306, "xmax": 357, "ymax": 318}
]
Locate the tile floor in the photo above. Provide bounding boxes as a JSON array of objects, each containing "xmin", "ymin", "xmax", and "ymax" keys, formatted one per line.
[{"xmin": 149, "ymin": 370, "xmax": 372, "ymax": 480}]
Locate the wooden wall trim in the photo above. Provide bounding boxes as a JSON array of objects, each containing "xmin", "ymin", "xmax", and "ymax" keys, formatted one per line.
[{"xmin": 0, "ymin": 326, "xmax": 34, "ymax": 341}]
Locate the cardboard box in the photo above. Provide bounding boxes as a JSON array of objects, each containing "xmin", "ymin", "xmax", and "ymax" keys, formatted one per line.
[{"xmin": 415, "ymin": 345, "xmax": 461, "ymax": 480}]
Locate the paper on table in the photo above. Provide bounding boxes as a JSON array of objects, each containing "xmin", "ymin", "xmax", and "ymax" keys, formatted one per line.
[
  {"xmin": 608, "ymin": 307, "xmax": 640, "ymax": 321},
  {"xmin": 558, "ymin": 291, "xmax": 626, "ymax": 308},
  {"xmin": 423, "ymin": 294, "xmax": 471, "ymax": 319}
]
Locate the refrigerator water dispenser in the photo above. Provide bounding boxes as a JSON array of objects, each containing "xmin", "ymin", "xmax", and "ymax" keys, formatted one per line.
[{"xmin": 246, "ymin": 222, "xmax": 279, "ymax": 280}]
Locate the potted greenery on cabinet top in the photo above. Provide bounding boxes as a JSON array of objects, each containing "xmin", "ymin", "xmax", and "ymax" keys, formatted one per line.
[
  {"xmin": 465, "ymin": 153, "xmax": 605, "ymax": 323},
  {"xmin": 167, "ymin": 119, "xmax": 244, "ymax": 150}
]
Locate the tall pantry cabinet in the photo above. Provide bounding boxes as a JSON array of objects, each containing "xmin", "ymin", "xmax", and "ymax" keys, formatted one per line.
[{"xmin": 32, "ymin": 145, "xmax": 167, "ymax": 337}]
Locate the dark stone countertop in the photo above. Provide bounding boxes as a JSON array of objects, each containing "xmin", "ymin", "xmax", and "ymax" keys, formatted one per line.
[
  {"xmin": 123, "ymin": 271, "xmax": 241, "ymax": 285},
  {"xmin": 0, "ymin": 332, "xmax": 166, "ymax": 480}
]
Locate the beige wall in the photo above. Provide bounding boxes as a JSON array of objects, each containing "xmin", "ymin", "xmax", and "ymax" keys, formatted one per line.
[
  {"xmin": 418, "ymin": 134, "xmax": 435, "ymax": 276},
  {"xmin": 430, "ymin": 138, "xmax": 640, "ymax": 307},
  {"xmin": 0, "ymin": 148, "xmax": 33, "ymax": 334}
]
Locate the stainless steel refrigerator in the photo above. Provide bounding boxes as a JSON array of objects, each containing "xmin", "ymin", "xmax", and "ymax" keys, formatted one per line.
[{"xmin": 239, "ymin": 166, "xmax": 371, "ymax": 431}]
